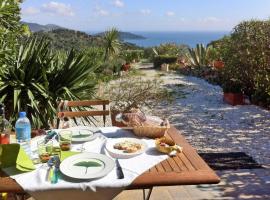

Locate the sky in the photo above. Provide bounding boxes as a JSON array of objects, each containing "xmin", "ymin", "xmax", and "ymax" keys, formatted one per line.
[{"xmin": 21, "ymin": 0, "xmax": 270, "ymax": 32}]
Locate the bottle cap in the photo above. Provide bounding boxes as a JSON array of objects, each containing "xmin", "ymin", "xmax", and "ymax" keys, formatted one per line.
[{"xmin": 19, "ymin": 112, "xmax": 26, "ymax": 118}]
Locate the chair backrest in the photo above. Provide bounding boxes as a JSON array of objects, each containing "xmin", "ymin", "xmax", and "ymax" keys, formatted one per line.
[{"xmin": 57, "ymin": 100, "xmax": 110, "ymax": 127}]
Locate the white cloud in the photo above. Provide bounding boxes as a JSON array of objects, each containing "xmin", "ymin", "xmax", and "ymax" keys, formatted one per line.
[
  {"xmin": 22, "ymin": 7, "xmax": 40, "ymax": 15},
  {"xmin": 42, "ymin": 1, "xmax": 74, "ymax": 17},
  {"xmin": 112, "ymin": 0, "xmax": 124, "ymax": 8},
  {"xmin": 199, "ymin": 17, "xmax": 221, "ymax": 23},
  {"xmin": 94, "ymin": 7, "xmax": 110, "ymax": 16},
  {"xmin": 166, "ymin": 11, "xmax": 175, "ymax": 17},
  {"xmin": 179, "ymin": 17, "xmax": 186, "ymax": 22},
  {"xmin": 140, "ymin": 9, "xmax": 151, "ymax": 15}
]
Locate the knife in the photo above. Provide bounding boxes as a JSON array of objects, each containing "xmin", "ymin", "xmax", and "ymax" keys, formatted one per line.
[{"xmin": 116, "ymin": 159, "xmax": 124, "ymax": 179}]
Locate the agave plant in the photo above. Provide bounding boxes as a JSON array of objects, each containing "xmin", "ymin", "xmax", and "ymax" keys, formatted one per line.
[
  {"xmin": 185, "ymin": 44, "xmax": 213, "ymax": 67},
  {"xmin": 0, "ymin": 37, "xmax": 98, "ymax": 128}
]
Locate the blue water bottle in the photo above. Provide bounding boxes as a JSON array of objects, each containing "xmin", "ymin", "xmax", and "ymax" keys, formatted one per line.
[{"xmin": 15, "ymin": 112, "xmax": 31, "ymax": 156}]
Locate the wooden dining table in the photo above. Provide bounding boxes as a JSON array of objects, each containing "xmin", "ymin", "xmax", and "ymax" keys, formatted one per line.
[{"xmin": 0, "ymin": 126, "xmax": 220, "ymax": 200}]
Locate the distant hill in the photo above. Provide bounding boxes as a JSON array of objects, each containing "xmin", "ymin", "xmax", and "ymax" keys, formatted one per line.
[
  {"xmin": 96, "ymin": 31, "xmax": 146, "ymax": 40},
  {"xmin": 32, "ymin": 29, "xmax": 104, "ymax": 51},
  {"xmin": 21, "ymin": 21, "xmax": 63, "ymax": 32},
  {"xmin": 22, "ymin": 21, "xmax": 141, "ymax": 51},
  {"xmin": 31, "ymin": 29, "xmax": 140, "ymax": 51}
]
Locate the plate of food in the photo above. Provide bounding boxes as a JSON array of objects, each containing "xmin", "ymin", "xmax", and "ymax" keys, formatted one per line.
[
  {"xmin": 66, "ymin": 126, "xmax": 99, "ymax": 142},
  {"xmin": 60, "ymin": 152, "xmax": 115, "ymax": 180},
  {"xmin": 105, "ymin": 138, "xmax": 148, "ymax": 159}
]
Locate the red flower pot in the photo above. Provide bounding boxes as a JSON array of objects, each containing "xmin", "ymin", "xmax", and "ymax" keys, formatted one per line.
[
  {"xmin": 223, "ymin": 93, "xmax": 244, "ymax": 106},
  {"xmin": 213, "ymin": 61, "xmax": 224, "ymax": 69}
]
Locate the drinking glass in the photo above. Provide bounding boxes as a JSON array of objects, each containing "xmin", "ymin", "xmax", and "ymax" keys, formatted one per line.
[
  {"xmin": 59, "ymin": 130, "xmax": 72, "ymax": 151},
  {"xmin": 37, "ymin": 140, "xmax": 53, "ymax": 163}
]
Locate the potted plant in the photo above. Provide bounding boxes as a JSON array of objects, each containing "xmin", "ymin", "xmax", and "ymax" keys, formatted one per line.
[
  {"xmin": 207, "ymin": 47, "xmax": 225, "ymax": 69},
  {"xmin": 222, "ymin": 78, "xmax": 244, "ymax": 106},
  {"xmin": 97, "ymin": 77, "xmax": 172, "ymax": 127}
]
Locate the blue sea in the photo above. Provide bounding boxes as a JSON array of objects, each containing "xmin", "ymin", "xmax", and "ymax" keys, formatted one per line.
[{"xmin": 123, "ymin": 31, "xmax": 229, "ymax": 48}]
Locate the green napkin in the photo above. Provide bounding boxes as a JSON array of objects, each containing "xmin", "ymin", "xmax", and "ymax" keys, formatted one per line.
[
  {"xmin": 0, "ymin": 144, "xmax": 35, "ymax": 172},
  {"xmin": 60, "ymin": 151, "xmax": 80, "ymax": 162}
]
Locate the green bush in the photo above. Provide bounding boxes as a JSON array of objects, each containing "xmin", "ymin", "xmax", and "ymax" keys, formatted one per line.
[
  {"xmin": 143, "ymin": 47, "xmax": 155, "ymax": 62},
  {"xmin": 153, "ymin": 55, "xmax": 178, "ymax": 68},
  {"xmin": 143, "ymin": 43, "xmax": 188, "ymax": 63},
  {"xmin": 218, "ymin": 19, "xmax": 270, "ymax": 107},
  {"xmin": 122, "ymin": 50, "xmax": 144, "ymax": 63},
  {"xmin": 0, "ymin": 0, "xmax": 29, "ymax": 68},
  {"xmin": 153, "ymin": 43, "xmax": 188, "ymax": 57},
  {"xmin": 169, "ymin": 63, "xmax": 181, "ymax": 71}
]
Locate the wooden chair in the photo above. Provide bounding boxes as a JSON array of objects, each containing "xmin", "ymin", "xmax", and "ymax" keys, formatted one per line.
[{"xmin": 57, "ymin": 100, "xmax": 110, "ymax": 127}]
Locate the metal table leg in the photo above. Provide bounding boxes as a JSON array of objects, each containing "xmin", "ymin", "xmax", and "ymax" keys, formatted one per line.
[{"xmin": 143, "ymin": 187, "xmax": 153, "ymax": 200}]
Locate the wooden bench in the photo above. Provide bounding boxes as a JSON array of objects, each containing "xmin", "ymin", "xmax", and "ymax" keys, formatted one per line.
[{"xmin": 57, "ymin": 100, "xmax": 110, "ymax": 127}]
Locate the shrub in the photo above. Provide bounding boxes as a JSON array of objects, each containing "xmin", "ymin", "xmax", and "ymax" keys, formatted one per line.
[
  {"xmin": 97, "ymin": 77, "xmax": 173, "ymax": 113},
  {"xmin": 153, "ymin": 43, "xmax": 188, "ymax": 57},
  {"xmin": 122, "ymin": 50, "xmax": 144, "ymax": 63},
  {"xmin": 143, "ymin": 47, "xmax": 155, "ymax": 62},
  {"xmin": 153, "ymin": 55, "xmax": 178, "ymax": 68},
  {"xmin": 218, "ymin": 19, "xmax": 270, "ymax": 107},
  {"xmin": 178, "ymin": 66, "xmax": 223, "ymax": 85},
  {"xmin": 0, "ymin": 0, "xmax": 29, "ymax": 68},
  {"xmin": 144, "ymin": 43, "xmax": 188, "ymax": 63},
  {"xmin": 169, "ymin": 63, "xmax": 181, "ymax": 71},
  {"xmin": 100, "ymin": 57, "xmax": 125, "ymax": 75}
]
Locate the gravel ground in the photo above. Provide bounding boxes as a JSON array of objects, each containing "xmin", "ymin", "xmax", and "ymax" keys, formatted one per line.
[{"xmin": 143, "ymin": 68, "xmax": 270, "ymax": 165}]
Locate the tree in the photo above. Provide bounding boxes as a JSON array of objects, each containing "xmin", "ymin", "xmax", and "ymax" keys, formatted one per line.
[
  {"xmin": 102, "ymin": 28, "xmax": 122, "ymax": 61},
  {"xmin": 0, "ymin": 0, "xmax": 29, "ymax": 68}
]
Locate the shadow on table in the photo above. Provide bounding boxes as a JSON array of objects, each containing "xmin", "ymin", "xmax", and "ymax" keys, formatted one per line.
[{"xmin": 145, "ymin": 147, "xmax": 165, "ymax": 156}]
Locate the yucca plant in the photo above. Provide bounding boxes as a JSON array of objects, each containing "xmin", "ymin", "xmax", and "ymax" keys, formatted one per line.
[
  {"xmin": 103, "ymin": 28, "xmax": 122, "ymax": 61},
  {"xmin": 0, "ymin": 37, "xmax": 98, "ymax": 129},
  {"xmin": 185, "ymin": 44, "xmax": 213, "ymax": 67}
]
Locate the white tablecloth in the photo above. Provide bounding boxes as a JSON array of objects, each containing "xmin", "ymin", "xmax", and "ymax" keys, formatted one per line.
[{"xmin": 6, "ymin": 127, "xmax": 168, "ymax": 200}]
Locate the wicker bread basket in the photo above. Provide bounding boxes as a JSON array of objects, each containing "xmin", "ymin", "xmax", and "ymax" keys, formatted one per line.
[
  {"xmin": 132, "ymin": 123, "xmax": 170, "ymax": 139},
  {"xmin": 118, "ymin": 110, "xmax": 170, "ymax": 138}
]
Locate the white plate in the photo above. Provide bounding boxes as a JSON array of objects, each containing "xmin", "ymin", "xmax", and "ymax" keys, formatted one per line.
[
  {"xmin": 66, "ymin": 126, "xmax": 99, "ymax": 142},
  {"xmin": 106, "ymin": 138, "xmax": 148, "ymax": 159},
  {"xmin": 60, "ymin": 152, "xmax": 115, "ymax": 180}
]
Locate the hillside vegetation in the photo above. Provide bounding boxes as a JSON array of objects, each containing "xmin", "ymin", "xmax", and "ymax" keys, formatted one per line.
[
  {"xmin": 32, "ymin": 29, "xmax": 141, "ymax": 51},
  {"xmin": 21, "ymin": 21, "xmax": 63, "ymax": 32},
  {"xmin": 96, "ymin": 31, "xmax": 146, "ymax": 40}
]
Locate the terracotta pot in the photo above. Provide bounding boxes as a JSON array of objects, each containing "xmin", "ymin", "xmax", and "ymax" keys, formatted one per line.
[
  {"xmin": 122, "ymin": 64, "xmax": 130, "ymax": 72},
  {"xmin": 111, "ymin": 111, "xmax": 126, "ymax": 127},
  {"xmin": 213, "ymin": 60, "xmax": 224, "ymax": 69},
  {"xmin": 223, "ymin": 93, "xmax": 244, "ymax": 106}
]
